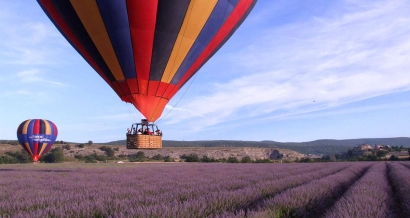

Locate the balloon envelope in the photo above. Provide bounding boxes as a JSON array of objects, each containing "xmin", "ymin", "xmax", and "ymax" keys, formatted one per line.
[
  {"xmin": 37, "ymin": 0, "xmax": 257, "ymax": 121},
  {"xmin": 16, "ymin": 119, "xmax": 58, "ymax": 162}
]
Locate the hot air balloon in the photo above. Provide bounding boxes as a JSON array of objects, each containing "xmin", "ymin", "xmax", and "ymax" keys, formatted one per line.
[
  {"xmin": 16, "ymin": 119, "xmax": 58, "ymax": 162},
  {"xmin": 37, "ymin": 0, "xmax": 258, "ymax": 122}
]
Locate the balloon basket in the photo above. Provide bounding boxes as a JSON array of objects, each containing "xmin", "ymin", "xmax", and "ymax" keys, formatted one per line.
[
  {"xmin": 126, "ymin": 120, "xmax": 162, "ymax": 149},
  {"xmin": 126, "ymin": 134, "xmax": 162, "ymax": 149}
]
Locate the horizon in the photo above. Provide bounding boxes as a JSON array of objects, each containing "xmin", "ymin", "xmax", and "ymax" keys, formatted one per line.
[{"xmin": 1, "ymin": 0, "xmax": 410, "ymax": 143}]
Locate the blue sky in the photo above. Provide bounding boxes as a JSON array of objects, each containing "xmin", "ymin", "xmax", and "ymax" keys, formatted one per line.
[{"xmin": 1, "ymin": 0, "xmax": 410, "ymax": 143}]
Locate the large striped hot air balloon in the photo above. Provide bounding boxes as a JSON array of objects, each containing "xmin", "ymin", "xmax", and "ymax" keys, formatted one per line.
[
  {"xmin": 16, "ymin": 119, "xmax": 58, "ymax": 162},
  {"xmin": 37, "ymin": 0, "xmax": 257, "ymax": 121}
]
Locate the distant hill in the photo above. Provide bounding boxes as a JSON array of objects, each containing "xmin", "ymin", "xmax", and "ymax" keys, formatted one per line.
[
  {"xmin": 3, "ymin": 137, "xmax": 409, "ymax": 156},
  {"xmin": 107, "ymin": 137, "xmax": 410, "ymax": 155}
]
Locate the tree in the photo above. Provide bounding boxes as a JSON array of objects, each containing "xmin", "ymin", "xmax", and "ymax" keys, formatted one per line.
[
  {"xmin": 88, "ymin": 140, "xmax": 93, "ymax": 145},
  {"xmin": 389, "ymin": 155, "xmax": 400, "ymax": 161},
  {"xmin": 241, "ymin": 156, "xmax": 253, "ymax": 163}
]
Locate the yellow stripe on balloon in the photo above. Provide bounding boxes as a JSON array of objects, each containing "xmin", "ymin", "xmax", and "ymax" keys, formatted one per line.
[
  {"xmin": 38, "ymin": 143, "xmax": 48, "ymax": 156},
  {"xmin": 24, "ymin": 142, "xmax": 33, "ymax": 156},
  {"xmin": 161, "ymin": 0, "xmax": 218, "ymax": 83},
  {"xmin": 70, "ymin": 0, "xmax": 125, "ymax": 81},
  {"xmin": 22, "ymin": 119, "xmax": 31, "ymax": 134},
  {"xmin": 43, "ymin": 119, "xmax": 51, "ymax": 135}
]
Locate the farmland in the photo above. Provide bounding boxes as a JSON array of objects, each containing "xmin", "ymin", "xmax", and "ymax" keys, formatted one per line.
[{"xmin": 0, "ymin": 162, "xmax": 409, "ymax": 217}]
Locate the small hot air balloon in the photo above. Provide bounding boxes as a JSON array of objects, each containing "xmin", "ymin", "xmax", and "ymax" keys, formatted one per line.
[
  {"xmin": 16, "ymin": 119, "xmax": 58, "ymax": 162},
  {"xmin": 37, "ymin": 0, "xmax": 258, "ymax": 122}
]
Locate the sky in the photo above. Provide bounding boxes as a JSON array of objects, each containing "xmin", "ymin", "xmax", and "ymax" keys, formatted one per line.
[{"xmin": 1, "ymin": 0, "xmax": 410, "ymax": 143}]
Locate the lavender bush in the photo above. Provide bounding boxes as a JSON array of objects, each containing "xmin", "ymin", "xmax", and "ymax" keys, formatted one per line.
[
  {"xmin": 0, "ymin": 162, "xmax": 406, "ymax": 217},
  {"xmin": 387, "ymin": 162, "xmax": 410, "ymax": 216},
  {"xmin": 244, "ymin": 162, "xmax": 372, "ymax": 217},
  {"xmin": 325, "ymin": 163, "xmax": 396, "ymax": 218}
]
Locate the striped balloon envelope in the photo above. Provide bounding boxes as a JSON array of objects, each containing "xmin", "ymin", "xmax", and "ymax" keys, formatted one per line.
[
  {"xmin": 37, "ymin": 0, "xmax": 258, "ymax": 121},
  {"xmin": 16, "ymin": 119, "xmax": 58, "ymax": 162}
]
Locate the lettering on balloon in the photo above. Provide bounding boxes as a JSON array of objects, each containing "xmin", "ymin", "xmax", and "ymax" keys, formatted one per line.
[{"xmin": 29, "ymin": 135, "xmax": 51, "ymax": 142}]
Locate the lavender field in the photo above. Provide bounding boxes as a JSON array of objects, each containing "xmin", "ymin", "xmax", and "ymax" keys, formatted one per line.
[{"xmin": 0, "ymin": 162, "xmax": 409, "ymax": 217}]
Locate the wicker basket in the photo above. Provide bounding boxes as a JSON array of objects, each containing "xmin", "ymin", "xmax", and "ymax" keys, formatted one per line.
[{"xmin": 126, "ymin": 134, "xmax": 162, "ymax": 149}]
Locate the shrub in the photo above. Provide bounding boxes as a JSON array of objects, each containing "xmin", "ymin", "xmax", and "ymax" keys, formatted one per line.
[
  {"xmin": 152, "ymin": 154, "xmax": 164, "ymax": 161},
  {"xmin": 129, "ymin": 151, "xmax": 146, "ymax": 162},
  {"xmin": 254, "ymin": 158, "xmax": 271, "ymax": 163},
  {"xmin": 241, "ymin": 156, "xmax": 253, "ymax": 163},
  {"xmin": 84, "ymin": 154, "xmax": 106, "ymax": 163},
  {"xmin": 185, "ymin": 154, "xmax": 200, "ymax": 162},
  {"xmin": 201, "ymin": 155, "xmax": 217, "ymax": 163},
  {"xmin": 227, "ymin": 156, "xmax": 239, "ymax": 163},
  {"xmin": 5, "ymin": 150, "xmax": 31, "ymax": 163},
  {"xmin": 41, "ymin": 147, "xmax": 64, "ymax": 163},
  {"xmin": 63, "ymin": 144, "xmax": 71, "ymax": 150},
  {"xmin": 74, "ymin": 154, "xmax": 85, "ymax": 161},
  {"xmin": 99, "ymin": 146, "xmax": 115, "ymax": 157},
  {"xmin": 164, "ymin": 156, "xmax": 175, "ymax": 162}
]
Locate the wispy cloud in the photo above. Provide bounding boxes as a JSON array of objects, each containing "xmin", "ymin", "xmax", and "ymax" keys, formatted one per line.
[
  {"xmin": 0, "ymin": 2, "xmax": 67, "ymax": 66},
  {"xmin": 163, "ymin": 0, "xmax": 410, "ymax": 131},
  {"xmin": 15, "ymin": 69, "xmax": 68, "ymax": 86}
]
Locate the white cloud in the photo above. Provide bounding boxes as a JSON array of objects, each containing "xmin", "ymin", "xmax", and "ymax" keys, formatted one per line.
[{"xmin": 164, "ymin": 0, "xmax": 410, "ymax": 131}]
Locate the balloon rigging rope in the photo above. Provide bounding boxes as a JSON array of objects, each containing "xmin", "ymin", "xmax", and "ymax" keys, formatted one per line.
[
  {"xmin": 123, "ymin": 101, "xmax": 139, "ymax": 122},
  {"xmin": 156, "ymin": 72, "xmax": 198, "ymax": 125}
]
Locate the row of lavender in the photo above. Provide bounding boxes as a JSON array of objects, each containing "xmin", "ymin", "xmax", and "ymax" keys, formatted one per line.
[
  {"xmin": 227, "ymin": 162, "xmax": 410, "ymax": 218},
  {"xmin": 225, "ymin": 162, "xmax": 372, "ymax": 217},
  {"xmin": 389, "ymin": 162, "xmax": 410, "ymax": 216},
  {"xmin": 1, "ymin": 162, "xmax": 409, "ymax": 217},
  {"xmin": 0, "ymin": 163, "xmax": 352, "ymax": 217}
]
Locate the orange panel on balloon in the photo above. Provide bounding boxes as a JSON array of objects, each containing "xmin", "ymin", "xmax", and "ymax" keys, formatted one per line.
[
  {"xmin": 137, "ymin": 79, "xmax": 149, "ymax": 95},
  {"xmin": 148, "ymin": 81, "xmax": 161, "ymax": 97},
  {"xmin": 130, "ymin": 94, "xmax": 169, "ymax": 121}
]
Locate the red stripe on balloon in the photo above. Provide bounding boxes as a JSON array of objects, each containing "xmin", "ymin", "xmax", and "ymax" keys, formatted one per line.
[
  {"xmin": 33, "ymin": 119, "xmax": 40, "ymax": 157},
  {"xmin": 126, "ymin": 0, "xmax": 158, "ymax": 94}
]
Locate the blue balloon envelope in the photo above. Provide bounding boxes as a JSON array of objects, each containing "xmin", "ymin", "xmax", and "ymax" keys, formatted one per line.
[{"xmin": 17, "ymin": 119, "xmax": 58, "ymax": 162}]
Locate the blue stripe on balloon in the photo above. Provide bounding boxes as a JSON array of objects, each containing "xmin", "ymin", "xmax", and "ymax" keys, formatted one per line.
[
  {"xmin": 27, "ymin": 120, "xmax": 35, "ymax": 155},
  {"xmin": 97, "ymin": 0, "xmax": 137, "ymax": 79},
  {"xmin": 39, "ymin": 119, "xmax": 45, "ymax": 135},
  {"xmin": 170, "ymin": 0, "xmax": 239, "ymax": 85}
]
